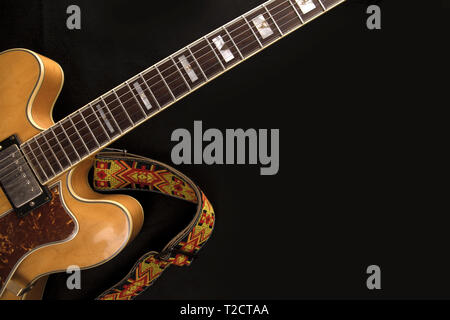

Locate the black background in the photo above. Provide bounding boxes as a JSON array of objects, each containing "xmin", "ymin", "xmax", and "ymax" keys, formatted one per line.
[{"xmin": 0, "ymin": 0, "xmax": 448, "ymax": 300}]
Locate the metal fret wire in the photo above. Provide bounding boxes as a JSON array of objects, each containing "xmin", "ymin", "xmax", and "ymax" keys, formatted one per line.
[
  {"xmin": 18, "ymin": 0, "xmax": 310, "ymax": 172},
  {"xmin": 3, "ymin": 0, "xmax": 329, "ymax": 181},
  {"xmin": 2, "ymin": 0, "xmax": 341, "ymax": 182},
  {"xmin": 4, "ymin": 0, "xmax": 331, "ymax": 181},
  {"xmin": 27, "ymin": 0, "xmax": 312, "ymax": 151},
  {"xmin": 26, "ymin": 0, "xmax": 317, "ymax": 156}
]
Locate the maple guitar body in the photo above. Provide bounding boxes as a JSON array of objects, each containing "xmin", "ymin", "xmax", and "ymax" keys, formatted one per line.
[{"xmin": 0, "ymin": 49, "xmax": 144, "ymax": 300}]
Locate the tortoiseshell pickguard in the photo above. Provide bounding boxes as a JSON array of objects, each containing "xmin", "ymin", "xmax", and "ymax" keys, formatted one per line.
[{"xmin": 0, "ymin": 185, "xmax": 76, "ymax": 294}]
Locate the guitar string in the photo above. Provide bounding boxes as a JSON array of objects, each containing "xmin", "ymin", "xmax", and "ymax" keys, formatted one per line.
[
  {"xmin": 16, "ymin": 2, "xmax": 308, "ymax": 167},
  {"xmin": 30, "ymin": 0, "xmax": 305, "ymax": 147},
  {"xmin": 35, "ymin": 2, "xmax": 311, "ymax": 154},
  {"xmin": 21, "ymin": 0, "xmax": 306, "ymax": 161},
  {"xmin": 0, "ymin": 3, "xmax": 311, "ymax": 181},
  {"xmin": 0, "ymin": 3, "xmax": 320, "ymax": 180},
  {"xmin": 0, "ymin": 4, "xmax": 309, "ymax": 181},
  {"xmin": 114, "ymin": 0, "xmax": 304, "ymax": 102}
]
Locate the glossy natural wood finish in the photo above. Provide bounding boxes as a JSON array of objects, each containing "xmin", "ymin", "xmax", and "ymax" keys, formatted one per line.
[
  {"xmin": 0, "ymin": 276, "xmax": 48, "ymax": 300},
  {"xmin": 0, "ymin": 49, "xmax": 144, "ymax": 300}
]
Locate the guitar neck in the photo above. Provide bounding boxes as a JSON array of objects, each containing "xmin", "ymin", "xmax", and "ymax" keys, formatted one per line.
[{"xmin": 21, "ymin": 0, "xmax": 346, "ymax": 185}]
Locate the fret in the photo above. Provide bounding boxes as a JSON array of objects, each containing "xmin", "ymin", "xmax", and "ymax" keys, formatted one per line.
[
  {"xmin": 155, "ymin": 66, "xmax": 177, "ymax": 101},
  {"xmin": 287, "ymin": 0, "xmax": 305, "ymax": 23},
  {"xmin": 103, "ymin": 92, "xmax": 133, "ymax": 131},
  {"xmin": 91, "ymin": 106, "xmax": 113, "ymax": 139},
  {"xmin": 71, "ymin": 112, "xmax": 99, "ymax": 151},
  {"xmin": 61, "ymin": 118, "xmax": 89, "ymax": 158},
  {"xmin": 35, "ymin": 136, "xmax": 57, "ymax": 179},
  {"xmin": 142, "ymin": 68, "xmax": 174, "ymax": 108},
  {"xmin": 243, "ymin": 16, "xmax": 263, "ymax": 48},
  {"xmin": 81, "ymin": 106, "xmax": 110, "ymax": 146},
  {"xmin": 28, "ymin": 139, "xmax": 55, "ymax": 178},
  {"xmin": 226, "ymin": 18, "xmax": 261, "ymax": 58},
  {"xmin": 175, "ymin": 52, "xmax": 201, "ymax": 86},
  {"xmin": 126, "ymin": 81, "xmax": 149, "ymax": 116},
  {"xmin": 204, "ymin": 37, "xmax": 225, "ymax": 70},
  {"xmin": 36, "ymin": 135, "xmax": 58, "ymax": 178},
  {"xmin": 157, "ymin": 59, "xmax": 189, "ymax": 98},
  {"xmin": 113, "ymin": 89, "xmax": 135, "ymax": 126},
  {"xmin": 19, "ymin": 0, "xmax": 344, "ymax": 183},
  {"xmin": 245, "ymin": 7, "xmax": 282, "ymax": 46},
  {"xmin": 93, "ymin": 98, "xmax": 122, "ymax": 137},
  {"xmin": 44, "ymin": 128, "xmax": 71, "ymax": 168},
  {"xmin": 190, "ymin": 39, "xmax": 224, "ymax": 80},
  {"xmin": 207, "ymin": 30, "xmax": 242, "ymax": 67},
  {"xmin": 187, "ymin": 46, "xmax": 208, "ymax": 81},
  {"xmin": 138, "ymin": 73, "xmax": 161, "ymax": 109},
  {"xmin": 262, "ymin": 4, "xmax": 284, "ymax": 35},
  {"xmin": 37, "ymin": 134, "xmax": 64, "ymax": 172},
  {"xmin": 292, "ymin": 0, "xmax": 324, "ymax": 22},
  {"xmin": 38, "ymin": 131, "xmax": 66, "ymax": 173},
  {"xmin": 116, "ymin": 85, "xmax": 147, "ymax": 124},
  {"xmin": 21, "ymin": 143, "xmax": 48, "ymax": 182},
  {"xmin": 66, "ymin": 117, "xmax": 89, "ymax": 155},
  {"xmin": 319, "ymin": 0, "xmax": 343, "ymax": 9},
  {"xmin": 30, "ymin": 135, "xmax": 58, "ymax": 178},
  {"xmin": 131, "ymin": 75, "xmax": 160, "ymax": 114},
  {"xmin": 267, "ymin": 0, "xmax": 303, "ymax": 34},
  {"xmin": 133, "ymin": 80, "xmax": 156, "ymax": 108},
  {"xmin": 53, "ymin": 122, "xmax": 80, "ymax": 163},
  {"xmin": 79, "ymin": 111, "xmax": 100, "ymax": 148},
  {"xmin": 317, "ymin": 0, "xmax": 327, "ymax": 11},
  {"xmin": 223, "ymin": 27, "xmax": 244, "ymax": 60},
  {"xmin": 170, "ymin": 56, "xmax": 192, "ymax": 91}
]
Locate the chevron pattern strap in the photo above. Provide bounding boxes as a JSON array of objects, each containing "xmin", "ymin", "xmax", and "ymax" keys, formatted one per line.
[
  {"xmin": 94, "ymin": 158, "xmax": 197, "ymax": 202},
  {"xmin": 93, "ymin": 153, "xmax": 215, "ymax": 300}
]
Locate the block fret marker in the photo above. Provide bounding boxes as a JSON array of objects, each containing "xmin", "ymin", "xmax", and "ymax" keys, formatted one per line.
[
  {"xmin": 96, "ymin": 104, "xmax": 115, "ymax": 134},
  {"xmin": 252, "ymin": 14, "xmax": 274, "ymax": 39},
  {"xmin": 212, "ymin": 35, "xmax": 235, "ymax": 63},
  {"xmin": 132, "ymin": 82, "xmax": 153, "ymax": 110},
  {"xmin": 296, "ymin": 0, "xmax": 316, "ymax": 14},
  {"xmin": 20, "ymin": 0, "xmax": 346, "ymax": 185},
  {"xmin": 178, "ymin": 55, "xmax": 199, "ymax": 83}
]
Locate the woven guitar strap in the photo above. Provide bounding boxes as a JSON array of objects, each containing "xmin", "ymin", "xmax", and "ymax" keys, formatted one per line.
[{"xmin": 91, "ymin": 150, "xmax": 215, "ymax": 300}]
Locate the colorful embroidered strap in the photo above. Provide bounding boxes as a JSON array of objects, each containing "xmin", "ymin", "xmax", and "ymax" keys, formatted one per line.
[{"xmin": 92, "ymin": 151, "xmax": 215, "ymax": 300}]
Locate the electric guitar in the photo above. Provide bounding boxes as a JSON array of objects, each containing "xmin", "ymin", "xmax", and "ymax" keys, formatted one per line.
[{"xmin": 0, "ymin": 0, "xmax": 345, "ymax": 299}]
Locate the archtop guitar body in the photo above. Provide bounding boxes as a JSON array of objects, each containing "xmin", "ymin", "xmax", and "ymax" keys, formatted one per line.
[
  {"xmin": 0, "ymin": 49, "xmax": 144, "ymax": 300},
  {"xmin": 0, "ymin": 0, "xmax": 345, "ymax": 300}
]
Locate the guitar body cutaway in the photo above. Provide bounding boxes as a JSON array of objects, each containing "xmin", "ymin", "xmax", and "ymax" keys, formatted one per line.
[{"xmin": 0, "ymin": 49, "xmax": 144, "ymax": 300}]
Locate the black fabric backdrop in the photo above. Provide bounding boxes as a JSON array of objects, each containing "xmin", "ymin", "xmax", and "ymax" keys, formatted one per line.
[{"xmin": 0, "ymin": 0, "xmax": 447, "ymax": 300}]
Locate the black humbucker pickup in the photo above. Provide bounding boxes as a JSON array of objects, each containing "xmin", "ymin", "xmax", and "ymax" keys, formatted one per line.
[{"xmin": 0, "ymin": 135, "xmax": 52, "ymax": 218}]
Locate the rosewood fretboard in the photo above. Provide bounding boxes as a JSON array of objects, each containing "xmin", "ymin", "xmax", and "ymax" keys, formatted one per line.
[{"xmin": 21, "ymin": 0, "xmax": 345, "ymax": 184}]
